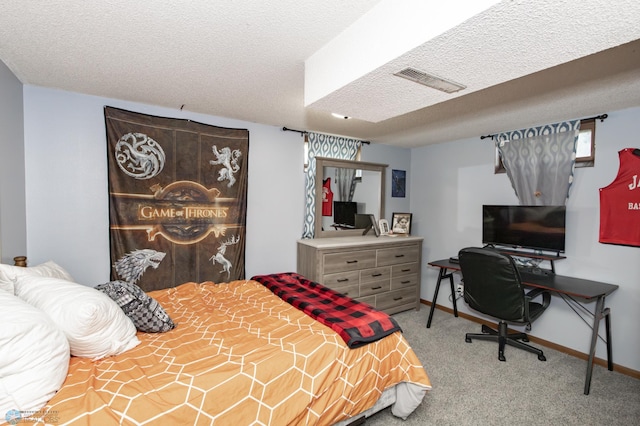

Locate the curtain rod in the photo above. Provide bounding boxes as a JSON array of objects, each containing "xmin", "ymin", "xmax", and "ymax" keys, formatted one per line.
[
  {"xmin": 282, "ymin": 126, "xmax": 370, "ymax": 145},
  {"xmin": 480, "ymin": 113, "xmax": 609, "ymax": 140}
]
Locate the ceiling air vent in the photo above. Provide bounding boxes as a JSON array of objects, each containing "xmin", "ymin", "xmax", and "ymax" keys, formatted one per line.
[{"xmin": 394, "ymin": 67, "xmax": 466, "ymax": 94}]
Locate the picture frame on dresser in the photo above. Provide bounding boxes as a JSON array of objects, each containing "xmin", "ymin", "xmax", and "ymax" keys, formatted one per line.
[
  {"xmin": 391, "ymin": 212, "xmax": 412, "ymax": 235},
  {"xmin": 369, "ymin": 214, "xmax": 381, "ymax": 237},
  {"xmin": 354, "ymin": 213, "xmax": 374, "ymax": 236},
  {"xmin": 379, "ymin": 219, "xmax": 390, "ymax": 235}
]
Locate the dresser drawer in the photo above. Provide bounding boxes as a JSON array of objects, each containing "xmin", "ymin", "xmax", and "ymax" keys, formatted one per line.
[
  {"xmin": 359, "ymin": 280, "xmax": 391, "ymax": 297},
  {"xmin": 374, "ymin": 287, "xmax": 417, "ymax": 311},
  {"xmin": 391, "ymin": 273, "xmax": 418, "ymax": 289},
  {"xmin": 322, "ymin": 270, "xmax": 360, "ymax": 288},
  {"xmin": 377, "ymin": 245, "xmax": 420, "ymax": 266},
  {"xmin": 332, "ymin": 283, "xmax": 360, "ymax": 298},
  {"xmin": 392, "ymin": 262, "xmax": 419, "ymax": 277},
  {"xmin": 358, "ymin": 295, "xmax": 376, "ymax": 307},
  {"xmin": 323, "ymin": 250, "xmax": 376, "ymax": 274},
  {"xmin": 360, "ymin": 267, "xmax": 390, "ymax": 284}
]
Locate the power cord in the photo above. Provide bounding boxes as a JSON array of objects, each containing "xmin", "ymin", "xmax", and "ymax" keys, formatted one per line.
[
  {"xmin": 513, "ymin": 256, "xmax": 543, "ymax": 269},
  {"xmin": 449, "ymin": 277, "xmax": 464, "ymax": 302}
]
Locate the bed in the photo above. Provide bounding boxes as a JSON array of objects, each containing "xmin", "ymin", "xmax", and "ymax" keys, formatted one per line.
[{"xmin": 1, "ymin": 264, "xmax": 431, "ymax": 425}]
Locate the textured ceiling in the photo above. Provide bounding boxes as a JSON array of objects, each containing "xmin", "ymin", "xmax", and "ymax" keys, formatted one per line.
[{"xmin": 1, "ymin": 0, "xmax": 639, "ymax": 148}]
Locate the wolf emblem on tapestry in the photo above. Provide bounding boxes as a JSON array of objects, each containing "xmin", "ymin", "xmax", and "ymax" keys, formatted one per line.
[{"xmin": 104, "ymin": 107, "xmax": 249, "ymax": 292}]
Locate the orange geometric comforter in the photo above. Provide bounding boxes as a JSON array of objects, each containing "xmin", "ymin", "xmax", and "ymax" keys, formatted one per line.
[{"xmin": 39, "ymin": 280, "xmax": 431, "ymax": 425}]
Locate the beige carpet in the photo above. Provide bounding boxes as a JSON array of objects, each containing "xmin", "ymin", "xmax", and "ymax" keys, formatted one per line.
[{"xmin": 365, "ymin": 308, "xmax": 640, "ymax": 426}]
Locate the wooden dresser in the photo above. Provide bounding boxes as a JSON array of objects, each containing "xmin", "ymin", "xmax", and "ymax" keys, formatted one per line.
[{"xmin": 297, "ymin": 236, "xmax": 423, "ymax": 315}]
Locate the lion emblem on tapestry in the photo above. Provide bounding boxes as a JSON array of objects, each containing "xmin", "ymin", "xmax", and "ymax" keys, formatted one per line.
[{"xmin": 104, "ymin": 106, "xmax": 249, "ymax": 291}]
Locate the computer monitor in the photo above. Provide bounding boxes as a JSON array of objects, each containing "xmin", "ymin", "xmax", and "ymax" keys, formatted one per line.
[
  {"xmin": 482, "ymin": 205, "xmax": 566, "ymax": 253},
  {"xmin": 333, "ymin": 201, "xmax": 357, "ymax": 227}
]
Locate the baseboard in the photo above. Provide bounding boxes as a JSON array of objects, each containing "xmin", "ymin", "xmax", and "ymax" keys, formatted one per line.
[{"xmin": 420, "ymin": 299, "xmax": 640, "ymax": 380}]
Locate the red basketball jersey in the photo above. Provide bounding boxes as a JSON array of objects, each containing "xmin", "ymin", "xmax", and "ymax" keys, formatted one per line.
[
  {"xmin": 322, "ymin": 177, "xmax": 333, "ymax": 216},
  {"xmin": 599, "ymin": 148, "xmax": 640, "ymax": 246}
]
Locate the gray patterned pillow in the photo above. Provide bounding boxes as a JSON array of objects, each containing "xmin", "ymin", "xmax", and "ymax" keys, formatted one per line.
[{"xmin": 96, "ymin": 280, "xmax": 175, "ymax": 333}]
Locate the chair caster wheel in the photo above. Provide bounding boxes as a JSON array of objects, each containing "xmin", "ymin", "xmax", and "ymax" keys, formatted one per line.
[
  {"xmin": 538, "ymin": 355, "xmax": 546, "ymax": 361},
  {"xmin": 465, "ymin": 337, "xmax": 472, "ymax": 343},
  {"xmin": 522, "ymin": 337, "xmax": 529, "ymax": 342},
  {"xmin": 499, "ymin": 355, "xmax": 506, "ymax": 362}
]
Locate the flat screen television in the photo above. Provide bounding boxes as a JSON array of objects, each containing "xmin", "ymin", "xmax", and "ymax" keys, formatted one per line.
[
  {"xmin": 333, "ymin": 201, "xmax": 357, "ymax": 227},
  {"xmin": 482, "ymin": 205, "xmax": 566, "ymax": 253}
]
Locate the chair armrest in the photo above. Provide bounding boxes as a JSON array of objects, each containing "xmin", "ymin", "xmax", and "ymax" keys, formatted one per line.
[
  {"xmin": 525, "ymin": 288, "xmax": 551, "ymax": 310},
  {"xmin": 523, "ymin": 288, "xmax": 551, "ymax": 330}
]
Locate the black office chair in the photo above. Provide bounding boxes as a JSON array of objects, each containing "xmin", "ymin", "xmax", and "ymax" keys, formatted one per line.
[{"xmin": 458, "ymin": 247, "xmax": 551, "ymax": 362}]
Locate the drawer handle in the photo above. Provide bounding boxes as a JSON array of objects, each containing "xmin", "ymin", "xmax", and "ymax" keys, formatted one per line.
[
  {"xmin": 336, "ymin": 278, "xmax": 349, "ymax": 282},
  {"xmin": 395, "ymin": 254, "xmax": 405, "ymax": 258},
  {"xmin": 371, "ymin": 286, "xmax": 382, "ymax": 290},
  {"xmin": 371, "ymin": 273, "xmax": 382, "ymax": 277},
  {"xmin": 401, "ymin": 280, "xmax": 411, "ymax": 284},
  {"xmin": 393, "ymin": 296, "xmax": 403, "ymax": 301},
  {"xmin": 346, "ymin": 260, "xmax": 359, "ymax": 264},
  {"xmin": 401, "ymin": 268, "xmax": 411, "ymax": 272}
]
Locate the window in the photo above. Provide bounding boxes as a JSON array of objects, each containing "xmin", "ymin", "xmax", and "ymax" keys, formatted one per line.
[
  {"xmin": 574, "ymin": 119, "xmax": 595, "ymax": 167},
  {"xmin": 495, "ymin": 119, "xmax": 597, "ymax": 173}
]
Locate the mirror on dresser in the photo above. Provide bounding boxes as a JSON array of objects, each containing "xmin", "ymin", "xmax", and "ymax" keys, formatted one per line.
[{"xmin": 314, "ymin": 157, "xmax": 387, "ymax": 238}]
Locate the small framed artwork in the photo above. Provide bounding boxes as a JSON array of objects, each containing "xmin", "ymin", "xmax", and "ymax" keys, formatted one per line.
[
  {"xmin": 391, "ymin": 212, "xmax": 412, "ymax": 235},
  {"xmin": 369, "ymin": 214, "xmax": 381, "ymax": 237},
  {"xmin": 392, "ymin": 169, "xmax": 406, "ymax": 198},
  {"xmin": 378, "ymin": 219, "xmax": 390, "ymax": 235}
]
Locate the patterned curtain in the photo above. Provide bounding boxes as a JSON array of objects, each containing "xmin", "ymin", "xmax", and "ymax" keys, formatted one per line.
[
  {"xmin": 302, "ymin": 132, "xmax": 361, "ymax": 238},
  {"xmin": 496, "ymin": 120, "xmax": 580, "ymax": 205}
]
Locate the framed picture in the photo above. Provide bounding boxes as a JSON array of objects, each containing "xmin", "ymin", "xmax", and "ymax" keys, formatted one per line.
[
  {"xmin": 391, "ymin": 169, "xmax": 406, "ymax": 198},
  {"xmin": 378, "ymin": 219, "xmax": 390, "ymax": 235},
  {"xmin": 391, "ymin": 212, "xmax": 412, "ymax": 235},
  {"xmin": 369, "ymin": 214, "xmax": 380, "ymax": 237}
]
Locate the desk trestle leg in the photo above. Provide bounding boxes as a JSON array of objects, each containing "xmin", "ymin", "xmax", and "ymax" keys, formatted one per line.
[
  {"xmin": 426, "ymin": 268, "xmax": 458, "ymax": 328},
  {"xmin": 584, "ymin": 296, "xmax": 613, "ymax": 395}
]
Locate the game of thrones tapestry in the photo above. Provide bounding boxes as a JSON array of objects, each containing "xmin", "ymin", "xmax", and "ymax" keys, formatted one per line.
[{"xmin": 104, "ymin": 107, "xmax": 249, "ymax": 292}]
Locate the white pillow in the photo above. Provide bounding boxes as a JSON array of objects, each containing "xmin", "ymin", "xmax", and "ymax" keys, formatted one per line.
[
  {"xmin": 0, "ymin": 260, "xmax": 75, "ymax": 295},
  {"xmin": 13, "ymin": 275, "xmax": 140, "ymax": 359},
  {"xmin": 0, "ymin": 291, "xmax": 70, "ymax": 414}
]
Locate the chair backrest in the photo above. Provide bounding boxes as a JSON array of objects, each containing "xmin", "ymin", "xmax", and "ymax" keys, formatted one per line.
[{"xmin": 458, "ymin": 247, "xmax": 526, "ymax": 322}]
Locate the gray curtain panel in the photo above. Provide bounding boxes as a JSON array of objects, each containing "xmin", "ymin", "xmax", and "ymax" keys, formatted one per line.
[
  {"xmin": 496, "ymin": 120, "xmax": 580, "ymax": 205},
  {"xmin": 335, "ymin": 167, "xmax": 357, "ymax": 202}
]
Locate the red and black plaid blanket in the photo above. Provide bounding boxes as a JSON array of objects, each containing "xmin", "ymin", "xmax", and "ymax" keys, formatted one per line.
[{"xmin": 250, "ymin": 272, "xmax": 401, "ymax": 348}]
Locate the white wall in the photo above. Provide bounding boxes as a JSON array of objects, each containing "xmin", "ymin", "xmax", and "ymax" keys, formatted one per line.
[
  {"xmin": 0, "ymin": 59, "xmax": 27, "ymax": 263},
  {"xmin": 361, "ymin": 142, "xmax": 412, "ymax": 222},
  {"xmin": 22, "ymin": 85, "xmax": 411, "ymax": 287},
  {"xmin": 410, "ymin": 107, "xmax": 640, "ymax": 372}
]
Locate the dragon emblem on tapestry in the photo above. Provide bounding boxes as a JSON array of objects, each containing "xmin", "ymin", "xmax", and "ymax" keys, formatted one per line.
[{"xmin": 104, "ymin": 106, "xmax": 249, "ymax": 291}]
